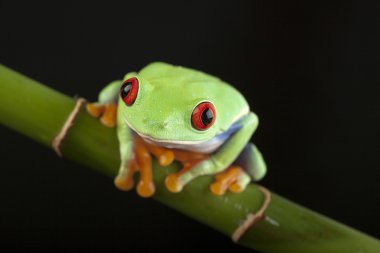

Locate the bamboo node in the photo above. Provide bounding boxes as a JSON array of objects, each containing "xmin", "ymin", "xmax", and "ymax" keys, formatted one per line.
[
  {"xmin": 52, "ymin": 97, "xmax": 87, "ymax": 157},
  {"xmin": 232, "ymin": 186, "xmax": 272, "ymax": 242}
]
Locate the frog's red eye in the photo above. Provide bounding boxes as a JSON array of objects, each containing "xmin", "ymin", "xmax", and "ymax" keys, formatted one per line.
[
  {"xmin": 191, "ymin": 102, "xmax": 216, "ymax": 130},
  {"xmin": 120, "ymin": 77, "xmax": 139, "ymax": 106}
]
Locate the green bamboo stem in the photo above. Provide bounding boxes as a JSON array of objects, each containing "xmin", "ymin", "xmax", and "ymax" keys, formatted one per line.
[{"xmin": 0, "ymin": 64, "xmax": 379, "ymax": 252}]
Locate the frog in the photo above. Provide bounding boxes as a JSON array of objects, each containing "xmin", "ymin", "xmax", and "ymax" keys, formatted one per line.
[{"xmin": 86, "ymin": 62, "xmax": 267, "ymax": 198}]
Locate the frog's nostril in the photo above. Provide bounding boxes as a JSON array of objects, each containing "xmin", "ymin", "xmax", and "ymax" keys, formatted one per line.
[{"xmin": 163, "ymin": 121, "xmax": 169, "ymax": 129}]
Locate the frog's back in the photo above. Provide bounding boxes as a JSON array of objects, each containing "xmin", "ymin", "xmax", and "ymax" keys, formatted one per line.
[{"xmin": 139, "ymin": 62, "xmax": 221, "ymax": 84}]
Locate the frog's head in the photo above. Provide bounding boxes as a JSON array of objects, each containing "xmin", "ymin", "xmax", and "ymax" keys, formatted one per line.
[{"xmin": 118, "ymin": 62, "xmax": 250, "ymax": 145}]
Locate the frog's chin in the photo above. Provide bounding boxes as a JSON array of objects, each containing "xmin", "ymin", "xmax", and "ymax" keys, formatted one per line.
[
  {"xmin": 124, "ymin": 119, "xmax": 220, "ymax": 153},
  {"xmin": 139, "ymin": 134, "xmax": 214, "ymax": 153}
]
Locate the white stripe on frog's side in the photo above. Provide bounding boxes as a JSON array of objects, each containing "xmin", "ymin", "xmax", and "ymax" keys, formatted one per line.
[{"xmin": 124, "ymin": 108, "xmax": 249, "ymax": 154}]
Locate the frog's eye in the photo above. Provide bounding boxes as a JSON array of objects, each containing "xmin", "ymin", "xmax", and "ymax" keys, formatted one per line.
[
  {"xmin": 120, "ymin": 77, "xmax": 139, "ymax": 106},
  {"xmin": 191, "ymin": 102, "xmax": 216, "ymax": 130}
]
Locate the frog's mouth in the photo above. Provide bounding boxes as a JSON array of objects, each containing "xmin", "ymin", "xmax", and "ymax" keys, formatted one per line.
[
  {"xmin": 124, "ymin": 117, "xmax": 243, "ymax": 154},
  {"xmin": 124, "ymin": 119, "xmax": 224, "ymax": 153}
]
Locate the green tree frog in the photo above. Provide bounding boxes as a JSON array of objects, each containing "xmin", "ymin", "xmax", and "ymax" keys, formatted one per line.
[{"xmin": 87, "ymin": 62, "xmax": 266, "ymax": 198}]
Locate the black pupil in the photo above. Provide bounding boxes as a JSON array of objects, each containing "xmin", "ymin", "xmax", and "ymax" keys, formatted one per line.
[
  {"xmin": 201, "ymin": 108, "xmax": 213, "ymax": 126},
  {"xmin": 121, "ymin": 82, "xmax": 132, "ymax": 98}
]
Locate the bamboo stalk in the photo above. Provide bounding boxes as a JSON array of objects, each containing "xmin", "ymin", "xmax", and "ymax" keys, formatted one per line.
[{"xmin": 0, "ymin": 64, "xmax": 379, "ymax": 252}]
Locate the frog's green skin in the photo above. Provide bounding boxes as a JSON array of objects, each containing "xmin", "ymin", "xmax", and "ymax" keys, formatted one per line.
[{"xmin": 97, "ymin": 62, "xmax": 266, "ymax": 193}]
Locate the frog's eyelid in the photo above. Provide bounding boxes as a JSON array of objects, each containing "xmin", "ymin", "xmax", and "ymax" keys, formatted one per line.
[{"xmin": 123, "ymin": 72, "xmax": 138, "ymax": 80}]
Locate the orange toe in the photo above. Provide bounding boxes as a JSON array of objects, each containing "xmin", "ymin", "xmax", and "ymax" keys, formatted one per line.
[
  {"xmin": 145, "ymin": 143, "xmax": 175, "ymax": 167},
  {"xmin": 137, "ymin": 180, "xmax": 156, "ymax": 198},
  {"xmin": 158, "ymin": 150, "xmax": 175, "ymax": 166},
  {"xmin": 228, "ymin": 182, "xmax": 244, "ymax": 193},
  {"xmin": 210, "ymin": 181, "xmax": 228, "ymax": 196},
  {"xmin": 114, "ymin": 176, "xmax": 134, "ymax": 191},
  {"xmin": 210, "ymin": 166, "xmax": 243, "ymax": 196},
  {"xmin": 165, "ymin": 174, "xmax": 183, "ymax": 193},
  {"xmin": 86, "ymin": 103, "xmax": 105, "ymax": 118},
  {"xmin": 100, "ymin": 103, "xmax": 117, "ymax": 128}
]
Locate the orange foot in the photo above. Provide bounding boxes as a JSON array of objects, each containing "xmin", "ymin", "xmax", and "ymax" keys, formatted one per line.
[
  {"xmin": 210, "ymin": 166, "xmax": 247, "ymax": 195},
  {"xmin": 145, "ymin": 142, "xmax": 175, "ymax": 167},
  {"xmin": 114, "ymin": 159, "xmax": 138, "ymax": 191},
  {"xmin": 86, "ymin": 102, "xmax": 117, "ymax": 128},
  {"xmin": 114, "ymin": 136, "xmax": 156, "ymax": 198},
  {"xmin": 163, "ymin": 149, "xmax": 209, "ymax": 193},
  {"xmin": 114, "ymin": 136, "xmax": 177, "ymax": 198}
]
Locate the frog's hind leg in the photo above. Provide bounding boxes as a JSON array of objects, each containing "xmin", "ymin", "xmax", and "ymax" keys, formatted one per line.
[
  {"xmin": 86, "ymin": 80, "xmax": 121, "ymax": 128},
  {"xmin": 211, "ymin": 143, "xmax": 266, "ymax": 195},
  {"xmin": 235, "ymin": 143, "xmax": 267, "ymax": 182}
]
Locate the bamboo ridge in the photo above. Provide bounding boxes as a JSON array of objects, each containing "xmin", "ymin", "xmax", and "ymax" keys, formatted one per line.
[{"xmin": 0, "ymin": 64, "xmax": 379, "ymax": 252}]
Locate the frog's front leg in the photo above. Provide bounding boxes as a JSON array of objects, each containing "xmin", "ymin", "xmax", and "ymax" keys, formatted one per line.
[
  {"xmin": 165, "ymin": 113, "xmax": 258, "ymax": 193},
  {"xmin": 86, "ymin": 80, "xmax": 121, "ymax": 128},
  {"xmin": 114, "ymin": 114, "xmax": 136, "ymax": 191},
  {"xmin": 114, "ymin": 116, "xmax": 156, "ymax": 197},
  {"xmin": 134, "ymin": 136, "xmax": 155, "ymax": 197}
]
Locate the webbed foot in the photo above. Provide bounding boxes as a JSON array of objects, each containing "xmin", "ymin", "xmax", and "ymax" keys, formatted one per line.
[
  {"xmin": 86, "ymin": 102, "xmax": 117, "ymax": 128},
  {"xmin": 145, "ymin": 142, "xmax": 175, "ymax": 167},
  {"xmin": 165, "ymin": 162, "xmax": 192, "ymax": 193},
  {"xmin": 114, "ymin": 136, "xmax": 156, "ymax": 198},
  {"xmin": 164, "ymin": 150, "xmax": 210, "ymax": 193},
  {"xmin": 134, "ymin": 136, "xmax": 155, "ymax": 197},
  {"xmin": 114, "ymin": 159, "xmax": 138, "ymax": 191},
  {"xmin": 210, "ymin": 166, "xmax": 251, "ymax": 195},
  {"xmin": 165, "ymin": 173, "xmax": 183, "ymax": 193}
]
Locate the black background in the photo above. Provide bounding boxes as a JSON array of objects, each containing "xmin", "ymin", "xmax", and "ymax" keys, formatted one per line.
[{"xmin": 1, "ymin": 1, "xmax": 379, "ymax": 252}]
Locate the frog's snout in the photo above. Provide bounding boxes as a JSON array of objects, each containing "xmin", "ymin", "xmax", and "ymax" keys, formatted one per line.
[
  {"xmin": 142, "ymin": 117, "xmax": 170, "ymax": 130},
  {"xmin": 162, "ymin": 120, "xmax": 170, "ymax": 129}
]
